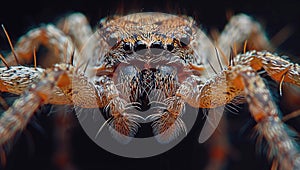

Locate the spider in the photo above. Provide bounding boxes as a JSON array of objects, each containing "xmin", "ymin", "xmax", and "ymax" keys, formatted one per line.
[{"xmin": 0, "ymin": 11, "xmax": 300, "ymax": 170}]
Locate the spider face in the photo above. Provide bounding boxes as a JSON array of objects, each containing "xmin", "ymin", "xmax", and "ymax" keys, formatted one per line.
[
  {"xmin": 98, "ymin": 12, "xmax": 197, "ymax": 67},
  {"xmin": 88, "ymin": 12, "xmax": 200, "ymax": 119}
]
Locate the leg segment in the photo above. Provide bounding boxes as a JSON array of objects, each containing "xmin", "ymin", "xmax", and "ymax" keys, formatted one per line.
[
  {"xmin": 0, "ymin": 64, "xmax": 75, "ymax": 145},
  {"xmin": 2, "ymin": 13, "xmax": 93, "ymax": 68},
  {"xmin": 0, "ymin": 63, "xmax": 142, "ymax": 146},
  {"xmin": 195, "ymin": 14, "xmax": 274, "ymax": 169},
  {"xmin": 217, "ymin": 14, "xmax": 273, "ymax": 57},
  {"xmin": 177, "ymin": 64, "xmax": 300, "ymax": 169},
  {"xmin": 0, "ymin": 63, "xmax": 103, "ymax": 147},
  {"xmin": 0, "ymin": 66, "xmax": 44, "ymax": 95},
  {"xmin": 240, "ymin": 67, "xmax": 300, "ymax": 169},
  {"xmin": 56, "ymin": 12, "xmax": 93, "ymax": 51},
  {"xmin": 3, "ymin": 25, "xmax": 79, "ymax": 67},
  {"xmin": 235, "ymin": 50, "xmax": 300, "ymax": 86},
  {"xmin": 0, "ymin": 65, "xmax": 70, "ymax": 105}
]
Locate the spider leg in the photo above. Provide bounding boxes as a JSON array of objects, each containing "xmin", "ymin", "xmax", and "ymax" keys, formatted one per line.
[
  {"xmin": 239, "ymin": 66, "xmax": 300, "ymax": 169},
  {"xmin": 235, "ymin": 50, "xmax": 300, "ymax": 87},
  {"xmin": 0, "ymin": 63, "xmax": 105, "ymax": 168},
  {"xmin": 56, "ymin": 12, "xmax": 93, "ymax": 51},
  {"xmin": 0, "ymin": 64, "xmax": 78, "ymax": 146},
  {"xmin": 177, "ymin": 63, "xmax": 300, "ymax": 169},
  {"xmin": 0, "ymin": 14, "xmax": 92, "ymax": 168},
  {"xmin": 0, "ymin": 11, "xmax": 101, "ymax": 107},
  {"xmin": 0, "ymin": 16, "xmax": 85, "ymax": 103},
  {"xmin": 217, "ymin": 13, "xmax": 273, "ymax": 57},
  {"xmin": 1, "ymin": 12, "xmax": 93, "ymax": 68},
  {"xmin": 0, "ymin": 65, "xmax": 75, "ymax": 105},
  {"xmin": 193, "ymin": 13, "xmax": 288, "ymax": 169},
  {"xmin": 191, "ymin": 13, "xmax": 272, "ymax": 76},
  {"xmin": 2, "ymin": 24, "xmax": 79, "ymax": 68}
]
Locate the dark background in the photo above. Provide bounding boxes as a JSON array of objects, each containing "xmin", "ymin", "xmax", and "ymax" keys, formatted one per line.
[{"xmin": 0, "ymin": 0, "xmax": 300, "ymax": 170}]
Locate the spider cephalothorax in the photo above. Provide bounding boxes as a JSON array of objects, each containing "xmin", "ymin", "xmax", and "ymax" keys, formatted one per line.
[{"xmin": 81, "ymin": 13, "xmax": 205, "ymax": 142}]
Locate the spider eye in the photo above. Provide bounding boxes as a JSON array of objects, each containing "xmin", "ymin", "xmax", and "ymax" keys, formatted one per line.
[
  {"xmin": 134, "ymin": 40, "xmax": 147, "ymax": 55},
  {"xmin": 150, "ymin": 41, "xmax": 164, "ymax": 55},
  {"xmin": 123, "ymin": 42, "xmax": 132, "ymax": 52},
  {"xmin": 179, "ymin": 34, "xmax": 190, "ymax": 47},
  {"xmin": 107, "ymin": 35, "xmax": 118, "ymax": 47},
  {"xmin": 184, "ymin": 26, "xmax": 192, "ymax": 35},
  {"xmin": 166, "ymin": 43, "xmax": 174, "ymax": 52}
]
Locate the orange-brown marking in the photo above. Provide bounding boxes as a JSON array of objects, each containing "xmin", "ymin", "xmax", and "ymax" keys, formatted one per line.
[
  {"xmin": 231, "ymin": 76, "xmax": 245, "ymax": 90},
  {"xmin": 0, "ymin": 148, "xmax": 6, "ymax": 167},
  {"xmin": 252, "ymin": 112, "xmax": 266, "ymax": 122},
  {"xmin": 36, "ymin": 91, "xmax": 49, "ymax": 102},
  {"xmin": 188, "ymin": 63, "xmax": 205, "ymax": 71},
  {"xmin": 268, "ymin": 67, "xmax": 290, "ymax": 82},
  {"xmin": 249, "ymin": 57, "xmax": 263, "ymax": 71},
  {"xmin": 0, "ymin": 80, "xmax": 8, "ymax": 92},
  {"xmin": 57, "ymin": 72, "xmax": 71, "ymax": 88}
]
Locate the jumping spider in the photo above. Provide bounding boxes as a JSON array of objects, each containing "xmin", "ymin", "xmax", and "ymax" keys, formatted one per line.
[{"xmin": 0, "ymin": 12, "xmax": 300, "ymax": 169}]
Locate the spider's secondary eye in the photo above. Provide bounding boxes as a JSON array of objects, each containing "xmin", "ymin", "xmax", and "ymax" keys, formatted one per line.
[
  {"xmin": 150, "ymin": 41, "xmax": 164, "ymax": 55},
  {"xmin": 107, "ymin": 35, "xmax": 118, "ymax": 47},
  {"xmin": 123, "ymin": 42, "xmax": 132, "ymax": 52},
  {"xmin": 184, "ymin": 26, "xmax": 192, "ymax": 35},
  {"xmin": 179, "ymin": 34, "xmax": 190, "ymax": 47},
  {"xmin": 166, "ymin": 43, "xmax": 174, "ymax": 52},
  {"xmin": 134, "ymin": 40, "xmax": 147, "ymax": 55}
]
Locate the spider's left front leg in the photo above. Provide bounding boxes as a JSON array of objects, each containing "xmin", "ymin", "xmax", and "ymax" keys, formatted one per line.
[{"xmin": 177, "ymin": 65, "xmax": 300, "ymax": 169}]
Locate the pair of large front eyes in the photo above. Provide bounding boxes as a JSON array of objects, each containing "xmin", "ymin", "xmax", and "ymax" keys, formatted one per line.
[
  {"xmin": 123, "ymin": 41, "xmax": 166, "ymax": 55},
  {"xmin": 122, "ymin": 37, "xmax": 190, "ymax": 55}
]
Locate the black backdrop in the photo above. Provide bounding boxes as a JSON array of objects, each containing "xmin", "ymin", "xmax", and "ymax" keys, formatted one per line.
[{"xmin": 0, "ymin": 0, "xmax": 300, "ymax": 170}]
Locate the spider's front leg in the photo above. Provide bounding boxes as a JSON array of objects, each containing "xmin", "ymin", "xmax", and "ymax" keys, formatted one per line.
[
  {"xmin": 0, "ymin": 13, "xmax": 93, "ymax": 168},
  {"xmin": 177, "ymin": 64, "xmax": 300, "ymax": 169},
  {"xmin": 0, "ymin": 63, "xmax": 143, "ymax": 146},
  {"xmin": 0, "ymin": 64, "xmax": 76, "ymax": 145},
  {"xmin": 0, "ymin": 65, "xmax": 73, "ymax": 105}
]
